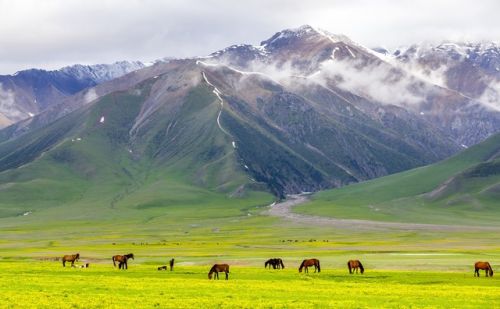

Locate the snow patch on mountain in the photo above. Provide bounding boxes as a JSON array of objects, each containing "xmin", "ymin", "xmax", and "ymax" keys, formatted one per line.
[{"xmin": 61, "ymin": 61, "xmax": 145, "ymax": 83}]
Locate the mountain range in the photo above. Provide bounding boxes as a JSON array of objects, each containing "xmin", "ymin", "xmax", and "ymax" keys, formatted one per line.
[
  {"xmin": 0, "ymin": 25, "xmax": 499, "ymax": 204},
  {"xmin": 0, "ymin": 61, "xmax": 146, "ymax": 127}
]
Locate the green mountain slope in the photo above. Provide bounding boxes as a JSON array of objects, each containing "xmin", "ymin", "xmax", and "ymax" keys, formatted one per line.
[
  {"xmin": 0, "ymin": 74, "xmax": 272, "ymax": 221},
  {"xmin": 295, "ymin": 133, "xmax": 500, "ymax": 225}
]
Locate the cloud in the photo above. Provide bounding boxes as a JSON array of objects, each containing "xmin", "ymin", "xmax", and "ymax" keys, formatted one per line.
[
  {"xmin": 83, "ymin": 88, "xmax": 98, "ymax": 104},
  {"xmin": 0, "ymin": 82, "xmax": 24, "ymax": 120},
  {"xmin": 313, "ymin": 59, "xmax": 428, "ymax": 107},
  {"xmin": 1, "ymin": 0, "xmax": 499, "ymax": 74},
  {"xmin": 478, "ymin": 80, "xmax": 500, "ymax": 112}
]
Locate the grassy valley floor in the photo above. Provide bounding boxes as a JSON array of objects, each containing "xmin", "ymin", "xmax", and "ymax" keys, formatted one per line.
[{"xmin": 0, "ymin": 262, "xmax": 499, "ymax": 308}]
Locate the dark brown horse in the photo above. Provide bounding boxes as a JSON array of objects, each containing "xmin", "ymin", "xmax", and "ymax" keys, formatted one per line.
[
  {"xmin": 62, "ymin": 253, "xmax": 80, "ymax": 267},
  {"xmin": 158, "ymin": 266, "xmax": 167, "ymax": 270},
  {"xmin": 169, "ymin": 258, "xmax": 175, "ymax": 271},
  {"xmin": 347, "ymin": 260, "xmax": 364, "ymax": 274},
  {"xmin": 265, "ymin": 258, "xmax": 285, "ymax": 269},
  {"xmin": 299, "ymin": 259, "xmax": 320, "ymax": 273},
  {"xmin": 112, "ymin": 253, "xmax": 134, "ymax": 270},
  {"xmin": 474, "ymin": 261, "xmax": 493, "ymax": 277},
  {"xmin": 208, "ymin": 264, "xmax": 230, "ymax": 280}
]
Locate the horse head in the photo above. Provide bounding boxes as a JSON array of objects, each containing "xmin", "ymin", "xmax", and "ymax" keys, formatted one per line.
[
  {"xmin": 298, "ymin": 260, "xmax": 305, "ymax": 272},
  {"xmin": 75, "ymin": 253, "xmax": 80, "ymax": 260},
  {"xmin": 128, "ymin": 253, "xmax": 134, "ymax": 260}
]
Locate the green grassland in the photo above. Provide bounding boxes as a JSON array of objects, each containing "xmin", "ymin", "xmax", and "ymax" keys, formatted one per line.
[
  {"xmin": 0, "ymin": 262, "xmax": 498, "ymax": 309},
  {"xmin": 295, "ymin": 133, "xmax": 500, "ymax": 226},
  {"xmin": 1, "ymin": 77, "xmax": 499, "ymax": 307}
]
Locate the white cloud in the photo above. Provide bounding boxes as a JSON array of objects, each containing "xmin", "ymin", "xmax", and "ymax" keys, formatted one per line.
[
  {"xmin": 478, "ymin": 80, "xmax": 500, "ymax": 111},
  {"xmin": 83, "ymin": 88, "xmax": 98, "ymax": 104},
  {"xmin": 313, "ymin": 59, "xmax": 428, "ymax": 107},
  {"xmin": 0, "ymin": 82, "xmax": 24, "ymax": 120},
  {"xmin": 0, "ymin": 0, "xmax": 499, "ymax": 74}
]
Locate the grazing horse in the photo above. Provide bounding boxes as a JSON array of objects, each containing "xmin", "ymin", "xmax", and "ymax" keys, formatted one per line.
[
  {"xmin": 474, "ymin": 261, "xmax": 494, "ymax": 277},
  {"xmin": 208, "ymin": 264, "xmax": 230, "ymax": 280},
  {"xmin": 299, "ymin": 259, "xmax": 320, "ymax": 273},
  {"xmin": 80, "ymin": 263, "xmax": 90, "ymax": 268},
  {"xmin": 169, "ymin": 258, "xmax": 175, "ymax": 271},
  {"xmin": 62, "ymin": 253, "xmax": 80, "ymax": 267},
  {"xmin": 347, "ymin": 260, "xmax": 364, "ymax": 274},
  {"xmin": 158, "ymin": 266, "xmax": 167, "ymax": 271},
  {"xmin": 265, "ymin": 258, "xmax": 285, "ymax": 269},
  {"xmin": 112, "ymin": 253, "xmax": 134, "ymax": 270}
]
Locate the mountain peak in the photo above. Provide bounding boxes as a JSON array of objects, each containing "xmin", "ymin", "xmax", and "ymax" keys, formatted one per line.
[{"xmin": 260, "ymin": 25, "xmax": 351, "ymax": 50}]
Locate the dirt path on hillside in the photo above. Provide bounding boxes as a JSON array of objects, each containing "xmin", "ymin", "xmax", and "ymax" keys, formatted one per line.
[{"xmin": 265, "ymin": 194, "xmax": 500, "ymax": 231}]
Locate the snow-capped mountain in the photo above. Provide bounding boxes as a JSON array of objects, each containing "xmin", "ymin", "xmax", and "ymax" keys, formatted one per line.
[
  {"xmin": 1, "ymin": 25, "xmax": 499, "ymax": 196},
  {"xmin": 206, "ymin": 25, "xmax": 500, "ymax": 146},
  {"xmin": 391, "ymin": 42, "xmax": 500, "ymax": 107},
  {"xmin": 0, "ymin": 61, "xmax": 146, "ymax": 127}
]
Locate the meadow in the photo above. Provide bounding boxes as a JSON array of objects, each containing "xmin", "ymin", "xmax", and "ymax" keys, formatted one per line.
[
  {"xmin": 1, "ymin": 127, "xmax": 499, "ymax": 308},
  {"xmin": 1, "ymin": 200, "xmax": 499, "ymax": 308},
  {"xmin": 1, "ymin": 261, "xmax": 499, "ymax": 309}
]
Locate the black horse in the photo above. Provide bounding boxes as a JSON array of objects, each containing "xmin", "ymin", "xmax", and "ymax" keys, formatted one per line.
[{"xmin": 265, "ymin": 258, "xmax": 285, "ymax": 269}]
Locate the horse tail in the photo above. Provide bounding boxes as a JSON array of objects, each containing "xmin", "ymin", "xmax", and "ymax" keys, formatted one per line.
[
  {"xmin": 226, "ymin": 265, "xmax": 230, "ymax": 273},
  {"xmin": 358, "ymin": 261, "xmax": 364, "ymax": 274},
  {"xmin": 280, "ymin": 259, "xmax": 285, "ymax": 269},
  {"xmin": 112, "ymin": 256, "xmax": 116, "ymax": 267},
  {"xmin": 317, "ymin": 260, "xmax": 321, "ymax": 272}
]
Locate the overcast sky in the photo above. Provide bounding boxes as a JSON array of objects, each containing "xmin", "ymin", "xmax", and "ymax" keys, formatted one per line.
[{"xmin": 0, "ymin": 0, "xmax": 499, "ymax": 74}]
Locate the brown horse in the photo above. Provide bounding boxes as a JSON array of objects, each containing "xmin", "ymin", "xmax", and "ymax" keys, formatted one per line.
[
  {"xmin": 347, "ymin": 260, "xmax": 364, "ymax": 274},
  {"xmin": 112, "ymin": 253, "xmax": 134, "ymax": 270},
  {"xmin": 265, "ymin": 258, "xmax": 285, "ymax": 269},
  {"xmin": 299, "ymin": 259, "xmax": 320, "ymax": 273},
  {"xmin": 62, "ymin": 253, "xmax": 80, "ymax": 267},
  {"xmin": 474, "ymin": 261, "xmax": 493, "ymax": 277},
  {"xmin": 169, "ymin": 258, "xmax": 175, "ymax": 271},
  {"xmin": 208, "ymin": 264, "xmax": 230, "ymax": 280}
]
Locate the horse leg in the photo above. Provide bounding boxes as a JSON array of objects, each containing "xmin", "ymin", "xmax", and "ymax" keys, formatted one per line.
[
  {"xmin": 225, "ymin": 271, "xmax": 228, "ymax": 280},
  {"xmin": 63, "ymin": 260, "xmax": 66, "ymax": 267},
  {"xmin": 475, "ymin": 268, "xmax": 479, "ymax": 277},
  {"xmin": 485, "ymin": 269, "xmax": 489, "ymax": 277}
]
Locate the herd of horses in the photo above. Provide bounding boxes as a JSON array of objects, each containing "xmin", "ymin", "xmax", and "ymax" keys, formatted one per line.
[{"xmin": 61, "ymin": 253, "xmax": 494, "ymax": 280}]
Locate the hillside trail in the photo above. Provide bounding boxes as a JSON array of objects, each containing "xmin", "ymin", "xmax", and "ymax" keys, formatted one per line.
[{"xmin": 265, "ymin": 194, "xmax": 500, "ymax": 231}]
